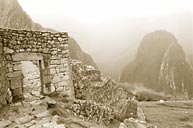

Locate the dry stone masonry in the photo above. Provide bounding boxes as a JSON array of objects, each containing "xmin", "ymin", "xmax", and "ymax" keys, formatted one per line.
[
  {"xmin": 71, "ymin": 59, "xmax": 135, "ymax": 104},
  {"xmin": 0, "ymin": 28, "xmax": 73, "ymax": 106}
]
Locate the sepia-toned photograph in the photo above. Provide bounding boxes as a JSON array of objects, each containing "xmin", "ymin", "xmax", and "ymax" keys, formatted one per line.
[{"xmin": 0, "ymin": 0, "xmax": 193, "ymax": 127}]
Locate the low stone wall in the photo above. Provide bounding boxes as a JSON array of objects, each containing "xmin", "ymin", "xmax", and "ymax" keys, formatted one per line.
[
  {"xmin": 70, "ymin": 99, "xmax": 115, "ymax": 124},
  {"xmin": 89, "ymin": 79, "xmax": 131, "ymax": 104}
]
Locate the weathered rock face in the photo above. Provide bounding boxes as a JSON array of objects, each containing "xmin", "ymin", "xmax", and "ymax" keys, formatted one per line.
[
  {"xmin": 0, "ymin": 0, "xmax": 97, "ymax": 69},
  {"xmin": 0, "ymin": 0, "xmax": 45, "ymax": 30},
  {"xmin": 121, "ymin": 30, "xmax": 193, "ymax": 99},
  {"xmin": 69, "ymin": 38, "xmax": 98, "ymax": 69}
]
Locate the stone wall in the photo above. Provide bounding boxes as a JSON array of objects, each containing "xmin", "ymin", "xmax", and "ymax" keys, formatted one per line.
[
  {"xmin": 71, "ymin": 59, "xmax": 134, "ymax": 105},
  {"xmin": 89, "ymin": 80, "xmax": 133, "ymax": 105},
  {"xmin": 0, "ymin": 28, "xmax": 73, "ymax": 105},
  {"xmin": 0, "ymin": 36, "xmax": 8, "ymax": 106},
  {"xmin": 71, "ymin": 99, "xmax": 115, "ymax": 124}
]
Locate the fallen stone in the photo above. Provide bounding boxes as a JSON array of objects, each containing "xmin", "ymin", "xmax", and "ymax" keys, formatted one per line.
[
  {"xmin": 119, "ymin": 122, "xmax": 127, "ymax": 128},
  {"xmin": 0, "ymin": 120, "xmax": 12, "ymax": 128},
  {"xmin": 30, "ymin": 99, "xmax": 43, "ymax": 106},
  {"xmin": 14, "ymin": 116, "xmax": 34, "ymax": 124},
  {"xmin": 8, "ymin": 115, "xmax": 18, "ymax": 122},
  {"xmin": 24, "ymin": 120, "xmax": 36, "ymax": 127},
  {"xmin": 31, "ymin": 91, "xmax": 41, "ymax": 97},
  {"xmin": 159, "ymin": 100, "xmax": 165, "ymax": 103},
  {"xmin": 54, "ymin": 124, "xmax": 65, "ymax": 128},
  {"xmin": 18, "ymin": 107, "xmax": 32, "ymax": 114},
  {"xmin": 52, "ymin": 115, "xmax": 60, "ymax": 122},
  {"xmin": 42, "ymin": 121, "xmax": 57, "ymax": 127},
  {"xmin": 11, "ymin": 124, "xmax": 25, "ymax": 128},
  {"xmin": 29, "ymin": 124, "xmax": 42, "ymax": 128},
  {"xmin": 35, "ymin": 110, "xmax": 50, "ymax": 118},
  {"xmin": 22, "ymin": 101, "xmax": 31, "ymax": 108},
  {"xmin": 44, "ymin": 96, "xmax": 57, "ymax": 105},
  {"xmin": 35, "ymin": 117, "xmax": 52, "ymax": 125},
  {"xmin": 31, "ymin": 106, "xmax": 48, "ymax": 115}
]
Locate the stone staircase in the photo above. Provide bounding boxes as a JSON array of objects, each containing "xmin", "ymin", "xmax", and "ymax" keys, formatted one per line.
[{"xmin": 0, "ymin": 92, "xmax": 65, "ymax": 128}]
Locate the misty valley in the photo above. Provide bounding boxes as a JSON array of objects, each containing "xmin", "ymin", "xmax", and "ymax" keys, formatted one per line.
[{"xmin": 0, "ymin": 0, "xmax": 193, "ymax": 128}]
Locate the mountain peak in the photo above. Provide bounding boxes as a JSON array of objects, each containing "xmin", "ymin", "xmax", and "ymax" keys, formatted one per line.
[{"xmin": 121, "ymin": 30, "xmax": 193, "ymax": 99}]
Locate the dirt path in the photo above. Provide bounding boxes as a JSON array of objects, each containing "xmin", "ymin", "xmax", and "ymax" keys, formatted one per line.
[{"xmin": 136, "ymin": 102, "xmax": 147, "ymax": 128}]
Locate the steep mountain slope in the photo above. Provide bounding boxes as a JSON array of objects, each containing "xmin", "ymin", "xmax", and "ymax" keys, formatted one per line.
[
  {"xmin": 121, "ymin": 30, "xmax": 193, "ymax": 99},
  {"xmin": 0, "ymin": 0, "xmax": 44, "ymax": 30},
  {"xmin": 0, "ymin": 0, "xmax": 97, "ymax": 67},
  {"xmin": 69, "ymin": 37, "xmax": 97, "ymax": 68}
]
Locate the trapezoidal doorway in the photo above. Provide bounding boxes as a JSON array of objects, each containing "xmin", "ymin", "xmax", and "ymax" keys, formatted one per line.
[{"xmin": 7, "ymin": 53, "xmax": 51, "ymax": 102}]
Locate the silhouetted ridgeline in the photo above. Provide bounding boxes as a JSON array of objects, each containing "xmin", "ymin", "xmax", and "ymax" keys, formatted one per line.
[{"xmin": 121, "ymin": 30, "xmax": 193, "ymax": 99}]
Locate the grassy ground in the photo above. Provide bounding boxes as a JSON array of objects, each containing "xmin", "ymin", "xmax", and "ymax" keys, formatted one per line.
[{"xmin": 140, "ymin": 101, "xmax": 193, "ymax": 128}]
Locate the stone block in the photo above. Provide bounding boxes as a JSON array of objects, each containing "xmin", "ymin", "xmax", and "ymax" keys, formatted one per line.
[
  {"xmin": 56, "ymin": 86, "xmax": 64, "ymax": 91},
  {"xmin": 26, "ymin": 48, "xmax": 31, "ymax": 52},
  {"xmin": 48, "ymin": 40, "xmax": 54, "ymax": 45},
  {"xmin": 58, "ymin": 37, "xmax": 63, "ymax": 42},
  {"xmin": 35, "ymin": 110, "xmax": 49, "ymax": 118},
  {"xmin": 50, "ymin": 64, "xmax": 57, "ymax": 68},
  {"xmin": 61, "ymin": 76, "xmax": 70, "ymax": 81},
  {"xmin": 50, "ymin": 68, "xmax": 56, "ymax": 74},
  {"xmin": 3, "ymin": 47, "xmax": 14, "ymax": 54},
  {"xmin": 12, "ymin": 53, "xmax": 43, "ymax": 61},
  {"xmin": 13, "ymin": 63, "xmax": 21, "ymax": 71},
  {"xmin": 42, "ymin": 122, "xmax": 57, "ymax": 128},
  {"xmin": 51, "ymin": 51, "xmax": 57, "ymax": 55},
  {"xmin": 59, "ymin": 67, "xmax": 66, "ymax": 72},
  {"xmin": 61, "ymin": 58, "xmax": 68, "ymax": 64},
  {"xmin": 12, "ymin": 88, "xmax": 23, "ymax": 96},
  {"xmin": 10, "ymin": 76, "xmax": 23, "ymax": 89},
  {"xmin": 59, "ymin": 73, "xmax": 64, "ymax": 78},
  {"xmin": 7, "ymin": 71, "xmax": 22, "ymax": 78},
  {"xmin": 42, "ymin": 48, "xmax": 49, "ymax": 53},
  {"xmin": 50, "ymin": 59, "xmax": 60, "ymax": 65},
  {"xmin": 32, "ymin": 49, "xmax": 38, "ymax": 52},
  {"xmin": 0, "ymin": 120, "xmax": 12, "ymax": 127},
  {"xmin": 19, "ymin": 49, "xmax": 25, "ymax": 52},
  {"xmin": 14, "ymin": 116, "xmax": 34, "ymax": 124},
  {"xmin": 53, "ymin": 75, "xmax": 60, "ymax": 83},
  {"xmin": 51, "ymin": 55, "xmax": 58, "ymax": 60}
]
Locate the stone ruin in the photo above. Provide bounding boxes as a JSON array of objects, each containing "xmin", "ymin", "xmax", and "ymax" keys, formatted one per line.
[
  {"xmin": 0, "ymin": 28, "xmax": 74, "ymax": 105},
  {"xmin": 71, "ymin": 59, "xmax": 134, "ymax": 104},
  {"xmin": 0, "ymin": 28, "xmax": 138, "ymax": 126}
]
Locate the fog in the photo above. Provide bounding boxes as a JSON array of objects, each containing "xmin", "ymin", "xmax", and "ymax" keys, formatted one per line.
[{"xmin": 18, "ymin": 0, "xmax": 193, "ymax": 78}]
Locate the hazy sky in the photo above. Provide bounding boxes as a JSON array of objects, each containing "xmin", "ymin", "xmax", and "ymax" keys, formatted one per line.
[
  {"xmin": 17, "ymin": 0, "xmax": 193, "ymax": 46},
  {"xmin": 18, "ymin": 0, "xmax": 193, "ymax": 22},
  {"xmin": 18, "ymin": 0, "xmax": 193, "ymax": 77}
]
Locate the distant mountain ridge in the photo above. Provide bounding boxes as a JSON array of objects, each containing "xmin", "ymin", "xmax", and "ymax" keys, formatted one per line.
[
  {"xmin": 0, "ymin": 0, "xmax": 97, "ymax": 68},
  {"xmin": 121, "ymin": 30, "xmax": 193, "ymax": 99}
]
